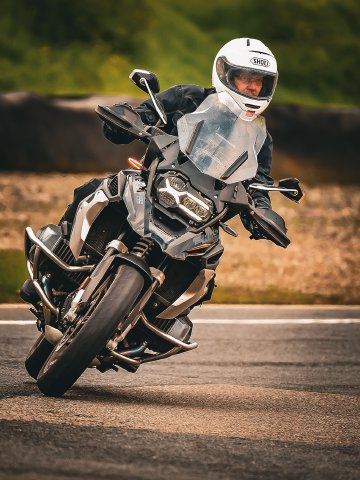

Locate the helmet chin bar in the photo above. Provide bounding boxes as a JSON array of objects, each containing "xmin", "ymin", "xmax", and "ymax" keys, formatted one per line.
[
  {"xmin": 237, "ymin": 94, "xmax": 271, "ymax": 122},
  {"xmin": 216, "ymin": 90, "xmax": 266, "ymax": 122}
]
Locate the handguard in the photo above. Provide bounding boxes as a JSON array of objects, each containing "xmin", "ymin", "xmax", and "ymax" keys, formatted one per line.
[
  {"xmin": 218, "ymin": 181, "xmax": 290, "ymax": 247},
  {"xmin": 95, "ymin": 104, "xmax": 151, "ymax": 141},
  {"xmin": 249, "ymin": 207, "xmax": 290, "ymax": 248}
]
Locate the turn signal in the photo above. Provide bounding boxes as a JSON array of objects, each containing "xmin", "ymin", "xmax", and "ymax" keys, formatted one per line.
[
  {"xmin": 128, "ymin": 157, "xmax": 143, "ymax": 170},
  {"xmin": 186, "ymin": 243, "xmax": 213, "ymax": 255}
]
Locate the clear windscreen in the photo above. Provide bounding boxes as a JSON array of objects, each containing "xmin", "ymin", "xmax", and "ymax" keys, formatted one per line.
[{"xmin": 177, "ymin": 93, "xmax": 261, "ymax": 183}]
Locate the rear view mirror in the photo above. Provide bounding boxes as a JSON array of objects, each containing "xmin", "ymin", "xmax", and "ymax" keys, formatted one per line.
[
  {"xmin": 129, "ymin": 69, "xmax": 167, "ymax": 125},
  {"xmin": 278, "ymin": 178, "xmax": 305, "ymax": 203},
  {"xmin": 129, "ymin": 69, "xmax": 160, "ymax": 94}
]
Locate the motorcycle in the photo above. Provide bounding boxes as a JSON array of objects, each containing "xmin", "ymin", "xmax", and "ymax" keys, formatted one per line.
[{"xmin": 24, "ymin": 69, "xmax": 304, "ymax": 396}]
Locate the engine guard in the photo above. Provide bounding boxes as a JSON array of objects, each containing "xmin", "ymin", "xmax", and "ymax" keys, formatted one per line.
[{"xmin": 24, "ymin": 226, "xmax": 95, "ymax": 315}]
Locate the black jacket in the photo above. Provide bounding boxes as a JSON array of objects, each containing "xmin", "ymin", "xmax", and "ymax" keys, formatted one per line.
[{"xmin": 104, "ymin": 84, "xmax": 274, "ymax": 208}]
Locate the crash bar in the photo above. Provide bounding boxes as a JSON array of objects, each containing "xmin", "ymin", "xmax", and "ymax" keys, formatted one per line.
[{"xmin": 25, "ymin": 227, "xmax": 95, "ymax": 273}]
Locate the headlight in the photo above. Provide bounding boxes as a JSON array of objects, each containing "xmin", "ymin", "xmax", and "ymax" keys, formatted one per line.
[{"xmin": 156, "ymin": 175, "xmax": 213, "ymax": 223}]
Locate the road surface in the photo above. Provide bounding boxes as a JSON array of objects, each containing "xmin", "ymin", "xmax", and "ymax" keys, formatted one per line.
[{"xmin": 0, "ymin": 304, "xmax": 359, "ymax": 479}]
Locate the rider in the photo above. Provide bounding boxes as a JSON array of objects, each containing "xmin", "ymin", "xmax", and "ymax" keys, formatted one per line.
[
  {"xmin": 64, "ymin": 37, "xmax": 285, "ymax": 231},
  {"xmin": 20, "ymin": 38, "xmax": 286, "ymax": 305}
]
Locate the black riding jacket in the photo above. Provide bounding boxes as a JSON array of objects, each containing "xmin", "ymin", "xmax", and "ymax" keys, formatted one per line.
[{"xmin": 104, "ymin": 84, "xmax": 274, "ymax": 209}]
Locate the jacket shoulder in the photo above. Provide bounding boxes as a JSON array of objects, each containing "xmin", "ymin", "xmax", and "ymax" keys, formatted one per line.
[
  {"xmin": 177, "ymin": 84, "xmax": 205, "ymax": 95},
  {"xmin": 176, "ymin": 84, "xmax": 207, "ymax": 111},
  {"xmin": 164, "ymin": 83, "xmax": 205, "ymax": 100}
]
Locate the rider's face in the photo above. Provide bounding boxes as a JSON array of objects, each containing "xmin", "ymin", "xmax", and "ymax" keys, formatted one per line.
[{"xmin": 234, "ymin": 73, "xmax": 263, "ymax": 97}]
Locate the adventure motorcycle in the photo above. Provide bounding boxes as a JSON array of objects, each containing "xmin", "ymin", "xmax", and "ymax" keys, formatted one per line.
[{"xmin": 24, "ymin": 69, "xmax": 304, "ymax": 397}]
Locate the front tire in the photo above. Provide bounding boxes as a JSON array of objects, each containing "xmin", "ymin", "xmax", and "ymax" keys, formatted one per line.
[{"xmin": 37, "ymin": 264, "xmax": 144, "ymax": 397}]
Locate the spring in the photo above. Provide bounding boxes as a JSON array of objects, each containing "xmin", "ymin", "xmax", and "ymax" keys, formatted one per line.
[{"xmin": 132, "ymin": 238, "xmax": 155, "ymax": 258}]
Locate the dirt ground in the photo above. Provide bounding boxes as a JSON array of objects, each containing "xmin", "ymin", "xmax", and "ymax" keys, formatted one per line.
[{"xmin": 1, "ymin": 172, "xmax": 359, "ymax": 303}]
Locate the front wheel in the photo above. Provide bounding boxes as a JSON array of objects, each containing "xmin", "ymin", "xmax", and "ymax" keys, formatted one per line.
[{"xmin": 37, "ymin": 264, "xmax": 144, "ymax": 397}]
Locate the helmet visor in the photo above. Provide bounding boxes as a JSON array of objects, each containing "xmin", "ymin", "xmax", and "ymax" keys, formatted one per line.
[{"xmin": 216, "ymin": 56, "xmax": 277, "ymax": 100}]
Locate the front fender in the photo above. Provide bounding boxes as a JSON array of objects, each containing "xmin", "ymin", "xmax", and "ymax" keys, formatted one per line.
[{"xmin": 79, "ymin": 253, "xmax": 153, "ymax": 306}]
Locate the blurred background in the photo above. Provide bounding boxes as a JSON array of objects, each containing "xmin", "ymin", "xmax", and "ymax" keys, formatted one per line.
[{"xmin": 0, "ymin": 0, "xmax": 359, "ymax": 303}]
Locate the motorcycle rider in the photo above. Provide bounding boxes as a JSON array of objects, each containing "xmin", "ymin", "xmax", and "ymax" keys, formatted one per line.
[
  {"xmin": 20, "ymin": 38, "xmax": 286, "ymax": 306},
  {"xmin": 63, "ymin": 37, "xmax": 285, "ymax": 230}
]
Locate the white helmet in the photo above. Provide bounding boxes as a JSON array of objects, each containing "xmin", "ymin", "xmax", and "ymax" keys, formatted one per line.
[{"xmin": 212, "ymin": 38, "xmax": 278, "ymax": 121}]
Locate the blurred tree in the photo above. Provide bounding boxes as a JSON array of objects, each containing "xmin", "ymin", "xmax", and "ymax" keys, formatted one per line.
[
  {"xmin": 0, "ymin": 0, "xmax": 358, "ymax": 105},
  {"xmin": 0, "ymin": 0, "xmax": 151, "ymax": 94},
  {"xmin": 161, "ymin": 0, "xmax": 360, "ymax": 105},
  {"xmin": 1, "ymin": 0, "xmax": 149, "ymax": 54}
]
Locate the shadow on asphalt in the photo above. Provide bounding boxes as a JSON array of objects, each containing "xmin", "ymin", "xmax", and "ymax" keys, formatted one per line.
[
  {"xmin": 1, "ymin": 380, "xmax": 40, "ymax": 399},
  {"xmin": 66, "ymin": 384, "xmax": 245, "ymax": 409}
]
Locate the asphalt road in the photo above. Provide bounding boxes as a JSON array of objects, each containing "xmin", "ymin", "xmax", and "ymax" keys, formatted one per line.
[{"xmin": 0, "ymin": 304, "xmax": 359, "ymax": 480}]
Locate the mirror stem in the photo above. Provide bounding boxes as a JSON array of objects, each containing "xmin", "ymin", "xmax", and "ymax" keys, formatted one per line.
[
  {"xmin": 140, "ymin": 78, "xmax": 167, "ymax": 125},
  {"xmin": 248, "ymin": 183, "xmax": 299, "ymax": 195}
]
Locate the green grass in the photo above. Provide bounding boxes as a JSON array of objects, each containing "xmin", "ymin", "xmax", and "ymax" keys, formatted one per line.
[
  {"xmin": 0, "ymin": 0, "xmax": 359, "ymax": 107},
  {"xmin": 0, "ymin": 250, "xmax": 28, "ymax": 303}
]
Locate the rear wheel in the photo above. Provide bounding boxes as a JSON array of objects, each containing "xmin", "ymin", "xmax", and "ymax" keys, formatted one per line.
[
  {"xmin": 37, "ymin": 264, "xmax": 144, "ymax": 397},
  {"xmin": 25, "ymin": 334, "xmax": 54, "ymax": 379}
]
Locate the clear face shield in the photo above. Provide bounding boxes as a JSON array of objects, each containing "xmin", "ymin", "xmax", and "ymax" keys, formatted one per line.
[{"xmin": 216, "ymin": 57, "xmax": 278, "ymax": 100}]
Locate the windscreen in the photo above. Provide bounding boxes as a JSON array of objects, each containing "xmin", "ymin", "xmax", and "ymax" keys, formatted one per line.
[{"xmin": 177, "ymin": 93, "xmax": 265, "ymax": 183}]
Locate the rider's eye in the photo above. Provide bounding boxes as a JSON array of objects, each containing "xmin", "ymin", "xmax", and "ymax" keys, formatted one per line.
[{"xmin": 236, "ymin": 74, "xmax": 262, "ymax": 85}]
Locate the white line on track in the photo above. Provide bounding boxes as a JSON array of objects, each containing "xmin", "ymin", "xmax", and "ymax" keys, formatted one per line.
[
  {"xmin": 0, "ymin": 320, "xmax": 36, "ymax": 325},
  {"xmin": 193, "ymin": 318, "xmax": 360, "ymax": 324},
  {"xmin": 0, "ymin": 318, "xmax": 360, "ymax": 326}
]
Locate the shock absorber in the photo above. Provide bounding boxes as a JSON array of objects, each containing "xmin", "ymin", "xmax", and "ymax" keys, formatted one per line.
[{"xmin": 132, "ymin": 237, "xmax": 155, "ymax": 258}]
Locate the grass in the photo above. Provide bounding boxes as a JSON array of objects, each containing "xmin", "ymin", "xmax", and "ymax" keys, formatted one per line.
[
  {"xmin": 1, "ymin": 1, "xmax": 360, "ymax": 107},
  {"xmin": 0, "ymin": 250, "xmax": 28, "ymax": 303}
]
